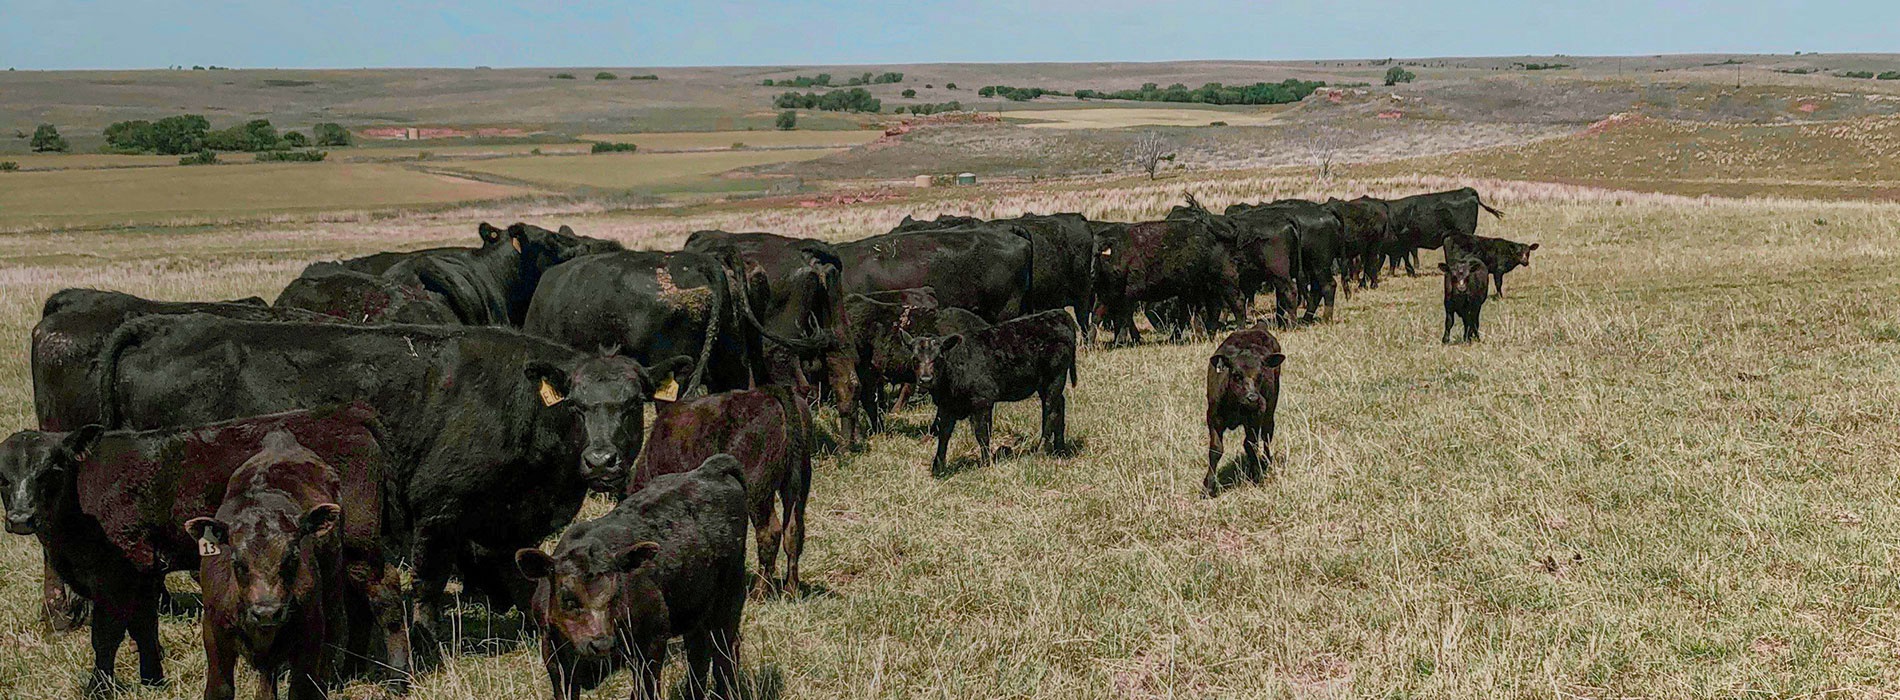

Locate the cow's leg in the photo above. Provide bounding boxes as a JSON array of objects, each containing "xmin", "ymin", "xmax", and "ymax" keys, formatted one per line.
[
  {"xmin": 751, "ymin": 494, "xmax": 783, "ymax": 598},
  {"xmin": 1364, "ymin": 250, "xmax": 1382, "ymax": 289},
  {"xmin": 828, "ymin": 354, "xmax": 860, "ymax": 445},
  {"xmin": 683, "ymin": 630, "xmax": 713, "ymax": 700},
  {"xmin": 1040, "ymin": 380, "xmax": 1068, "ymax": 455},
  {"xmin": 1494, "ymin": 273, "xmax": 1505, "ymax": 299},
  {"xmin": 781, "ymin": 463, "xmax": 809, "ymax": 596},
  {"xmin": 1321, "ymin": 276, "xmax": 1338, "ymax": 322},
  {"xmin": 86, "ymin": 599, "xmax": 130, "ymax": 696},
  {"xmin": 1242, "ymin": 424, "xmax": 1265, "ymax": 484},
  {"xmin": 257, "ymin": 661, "xmax": 282, "ymax": 700},
  {"xmin": 1205, "ymin": 426, "xmax": 1224, "ymax": 497},
  {"xmin": 408, "ymin": 527, "xmax": 455, "ymax": 653},
  {"xmin": 203, "ymin": 625, "xmax": 238, "ymax": 700},
  {"xmin": 1468, "ymin": 307, "xmax": 1482, "ymax": 342},
  {"xmin": 931, "ymin": 412, "xmax": 956, "ymax": 474},
  {"xmin": 858, "ymin": 373, "xmax": 884, "ymax": 434},
  {"xmin": 1261, "ymin": 416, "xmax": 1277, "ymax": 477},
  {"xmin": 893, "ymin": 383, "xmax": 914, "ymax": 413},
  {"xmin": 366, "ymin": 563, "xmax": 413, "ymax": 691},
  {"xmin": 972, "ymin": 407, "xmax": 995, "ymax": 468},
  {"xmin": 287, "ymin": 638, "xmax": 326, "ymax": 700},
  {"xmin": 633, "ymin": 641, "xmax": 667, "ymax": 700},
  {"xmin": 1443, "ymin": 309, "xmax": 1455, "ymax": 344},
  {"xmin": 1406, "ymin": 250, "xmax": 1419, "ymax": 276},
  {"xmin": 129, "ymin": 578, "xmax": 166, "ymax": 687},
  {"xmin": 41, "ymin": 548, "xmax": 86, "ymax": 631}
]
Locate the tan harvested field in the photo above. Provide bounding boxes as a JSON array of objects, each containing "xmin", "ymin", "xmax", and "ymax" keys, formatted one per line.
[
  {"xmin": 437, "ymin": 149, "xmax": 847, "ymax": 194},
  {"xmin": 582, "ymin": 129, "xmax": 883, "ymax": 150},
  {"xmin": 0, "ymin": 163, "xmax": 531, "ymax": 231},
  {"xmin": 3, "ymin": 169, "xmax": 1900, "ymax": 697},
  {"xmin": 1006, "ymin": 106, "xmax": 1287, "ymax": 129}
]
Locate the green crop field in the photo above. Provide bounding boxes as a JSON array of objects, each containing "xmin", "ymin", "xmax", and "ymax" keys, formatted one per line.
[{"xmin": 2, "ymin": 172, "xmax": 1897, "ymax": 697}]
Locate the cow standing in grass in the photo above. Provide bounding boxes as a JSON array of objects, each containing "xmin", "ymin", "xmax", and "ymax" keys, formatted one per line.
[
  {"xmin": 1205, "ymin": 324, "xmax": 1285, "ymax": 496},
  {"xmin": 1441, "ymin": 257, "xmax": 1490, "ymax": 343},
  {"xmin": 909, "ymin": 310, "xmax": 1079, "ymax": 474}
]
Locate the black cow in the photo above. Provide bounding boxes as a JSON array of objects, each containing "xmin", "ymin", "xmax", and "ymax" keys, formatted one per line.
[
  {"xmin": 1228, "ymin": 199, "xmax": 1346, "ymax": 322},
  {"xmin": 1384, "ymin": 187, "xmax": 1505, "ymax": 276},
  {"xmin": 910, "ymin": 310, "xmax": 1079, "ymax": 474},
  {"xmin": 93, "ymin": 315, "xmax": 683, "ymax": 643},
  {"xmin": 525, "ymin": 250, "xmax": 773, "ymax": 399},
  {"xmin": 274, "ymin": 261, "xmax": 460, "ymax": 324},
  {"xmin": 684, "ymin": 230, "xmax": 860, "ymax": 442},
  {"xmin": 1446, "ymin": 234, "xmax": 1538, "ymax": 298},
  {"xmin": 898, "ymin": 213, "xmax": 1097, "ymax": 338},
  {"xmin": 29, "ymin": 289, "xmax": 331, "ymax": 628},
  {"xmin": 838, "ymin": 224, "xmax": 1034, "ymax": 323},
  {"xmin": 1092, "ymin": 214, "xmax": 1246, "ymax": 344},
  {"xmin": 844, "ymin": 291, "xmax": 990, "ymax": 433},
  {"xmin": 1441, "ymin": 257, "xmax": 1490, "ymax": 343},
  {"xmin": 344, "ymin": 221, "xmax": 616, "ymax": 327},
  {"xmin": 517, "ymin": 454, "xmax": 748, "ymax": 700},
  {"xmin": 1205, "ymin": 325, "xmax": 1285, "ymax": 496},
  {"xmin": 0, "ymin": 405, "xmax": 398, "ymax": 695},
  {"xmin": 1325, "ymin": 196, "xmax": 1395, "ymax": 290}
]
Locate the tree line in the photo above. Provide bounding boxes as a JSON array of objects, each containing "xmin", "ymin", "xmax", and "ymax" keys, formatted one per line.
[{"xmin": 101, "ymin": 116, "xmax": 350, "ymax": 155}]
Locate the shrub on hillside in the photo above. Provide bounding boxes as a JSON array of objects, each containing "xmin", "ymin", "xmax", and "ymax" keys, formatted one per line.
[
  {"xmin": 1880, "ymin": 71, "xmax": 1900, "ymax": 80},
  {"xmin": 179, "ymin": 149, "xmax": 218, "ymax": 165},
  {"xmin": 0, "ymin": 161, "xmax": 18, "ymax": 172},
  {"xmin": 591, "ymin": 141, "xmax": 638, "ymax": 153},
  {"xmin": 104, "ymin": 114, "xmax": 210, "ymax": 154},
  {"xmin": 595, "ymin": 72, "xmax": 617, "ymax": 80},
  {"xmin": 553, "ymin": 73, "xmax": 576, "ymax": 79},
  {"xmin": 902, "ymin": 89, "xmax": 917, "ymax": 98},
  {"xmin": 776, "ymin": 110, "xmax": 797, "ymax": 130},
  {"xmin": 255, "ymin": 149, "xmax": 327, "ymax": 162},
  {"xmin": 773, "ymin": 88, "xmax": 881, "ymax": 113},
  {"xmin": 313, "ymin": 122, "xmax": 352, "ymax": 147},
  {"xmin": 283, "ymin": 131, "xmax": 309, "ymax": 147},
  {"xmin": 31, "ymin": 124, "xmax": 68, "ymax": 152},
  {"xmin": 1384, "ymin": 67, "xmax": 1416, "ymax": 85},
  {"xmin": 628, "ymin": 74, "xmax": 658, "ymax": 80},
  {"xmin": 945, "ymin": 82, "xmax": 957, "ymax": 89},
  {"xmin": 1836, "ymin": 71, "xmax": 1875, "ymax": 79}
]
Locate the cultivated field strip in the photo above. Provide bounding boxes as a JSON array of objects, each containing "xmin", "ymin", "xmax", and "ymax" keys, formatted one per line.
[{"xmin": 3, "ymin": 200, "xmax": 1900, "ymax": 697}]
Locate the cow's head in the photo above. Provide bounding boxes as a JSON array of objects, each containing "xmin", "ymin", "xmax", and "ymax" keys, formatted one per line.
[
  {"xmin": 186, "ymin": 497, "xmax": 338, "ymax": 636},
  {"xmin": 526, "ymin": 353, "xmax": 693, "ymax": 493},
  {"xmin": 0, "ymin": 426, "xmax": 101, "ymax": 536},
  {"xmin": 1208, "ymin": 341, "xmax": 1284, "ymax": 410},
  {"xmin": 1516, "ymin": 242, "xmax": 1539, "ymax": 267},
  {"xmin": 516, "ymin": 537, "xmax": 662, "ymax": 658},
  {"xmin": 476, "ymin": 221, "xmax": 509, "ymax": 248},
  {"xmin": 906, "ymin": 332, "xmax": 963, "ymax": 387},
  {"xmin": 1441, "ymin": 259, "xmax": 1485, "ymax": 296}
]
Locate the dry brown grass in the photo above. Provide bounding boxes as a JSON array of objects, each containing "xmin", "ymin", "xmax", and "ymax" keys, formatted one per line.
[{"xmin": 3, "ymin": 179, "xmax": 1899, "ymax": 697}]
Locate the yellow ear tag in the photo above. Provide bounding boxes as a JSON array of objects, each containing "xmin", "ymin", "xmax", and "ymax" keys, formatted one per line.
[
  {"xmin": 199, "ymin": 538, "xmax": 221, "ymax": 557},
  {"xmin": 651, "ymin": 377, "xmax": 680, "ymax": 403},
  {"xmin": 538, "ymin": 379, "xmax": 565, "ymax": 407},
  {"xmin": 511, "ymin": 236, "xmax": 523, "ymax": 252},
  {"xmin": 1100, "ymin": 247, "xmax": 1113, "ymax": 257}
]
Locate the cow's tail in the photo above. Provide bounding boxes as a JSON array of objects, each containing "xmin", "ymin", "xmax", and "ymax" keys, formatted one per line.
[
  {"xmin": 682, "ymin": 268, "xmax": 724, "ymax": 399},
  {"xmin": 93, "ymin": 315, "xmax": 166, "ymax": 429},
  {"xmin": 1479, "ymin": 197, "xmax": 1505, "ymax": 220},
  {"xmin": 1287, "ymin": 220, "xmax": 1306, "ymax": 313},
  {"xmin": 734, "ymin": 289, "xmax": 836, "ymax": 358}
]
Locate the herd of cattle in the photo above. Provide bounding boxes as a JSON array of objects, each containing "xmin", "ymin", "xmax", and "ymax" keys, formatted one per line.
[{"xmin": 0, "ymin": 186, "xmax": 1532, "ymax": 699}]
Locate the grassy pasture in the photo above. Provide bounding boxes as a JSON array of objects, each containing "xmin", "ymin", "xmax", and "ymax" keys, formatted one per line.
[
  {"xmin": 436, "ymin": 149, "xmax": 847, "ymax": 194},
  {"xmin": 581, "ymin": 130, "xmax": 883, "ymax": 151},
  {"xmin": 1004, "ymin": 106, "xmax": 1288, "ymax": 129},
  {"xmin": 0, "ymin": 163, "xmax": 531, "ymax": 231},
  {"xmin": 2, "ymin": 183, "xmax": 1898, "ymax": 697}
]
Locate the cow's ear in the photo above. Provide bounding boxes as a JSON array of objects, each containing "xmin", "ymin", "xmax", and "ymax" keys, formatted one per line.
[
  {"xmin": 477, "ymin": 222, "xmax": 504, "ymax": 245},
  {"xmin": 516, "ymin": 549, "xmax": 554, "ymax": 579},
  {"xmin": 940, "ymin": 334, "xmax": 963, "ymax": 353},
  {"xmin": 299, "ymin": 503, "xmax": 341, "ymax": 539},
  {"xmin": 1265, "ymin": 353, "xmax": 1286, "ymax": 369},
  {"xmin": 1437, "ymin": 262, "xmax": 1449, "ymax": 272},
  {"xmin": 612, "ymin": 541, "xmax": 662, "ymax": 573},
  {"xmin": 524, "ymin": 362, "xmax": 571, "ymax": 407},
  {"xmin": 62, "ymin": 425, "xmax": 105, "ymax": 462},
  {"xmin": 559, "ymin": 225, "xmax": 574, "ymax": 236},
  {"xmin": 643, "ymin": 356, "xmax": 693, "ymax": 403},
  {"xmin": 1529, "ymin": 243, "xmax": 1540, "ymax": 250},
  {"xmin": 186, "ymin": 517, "xmax": 228, "ymax": 548},
  {"xmin": 1208, "ymin": 355, "xmax": 1229, "ymax": 371}
]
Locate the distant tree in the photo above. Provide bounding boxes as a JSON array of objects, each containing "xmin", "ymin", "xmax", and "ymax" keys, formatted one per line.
[
  {"xmin": 282, "ymin": 130, "xmax": 309, "ymax": 148},
  {"xmin": 945, "ymin": 82, "xmax": 956, "ymax": 89},
  {"xmin": 553, "ymin": 73, "xmax": 576, "ymax": 79},
  {"xmin": 978, "ymin": 86, "xmax": 996, "ymax": 97},
  {"xmin": 30, "ymin": 124, "xmax": 69, "ymax": 152},
  {"xmin": 178, "ymin": 149, "xmax": 218, "ymax": 165},
  {"xmin": 313, "ymin": 123, "xmax": 352, "ymax": 147},
  {"xmin": 776, "ymin": 110, "xmax": 797, "ymax": 130},
  {"xmin": 762, "ymin": 79, "xmax": 775, "ymax": 86},
  {"xmin": 1289, "ymin": 121, "xmax": 1348, "ymax": 180},
  {"xmin": 0, "ymin": 161, "xmax": 19, "ymax": 171},
  {"xmin": 595, "ymin": 72, "xmax": 617, "ymax": 80},
  {"xmin": 902, "ymin": 89, "xmax": 917, "ymax": 98},
  {"xmin": 1131, "ymin": 131, "xmax": 1171, "ymax": 180},
  {"xmin": 590, "ymin": 142, "xmax": 638, "ymax": 153},
  {"xmin": 1383, "ymin": 66, "xmax": 1416, "ymax": 86}
]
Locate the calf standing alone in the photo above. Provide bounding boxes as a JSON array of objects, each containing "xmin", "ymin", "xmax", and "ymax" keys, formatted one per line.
[
  {"xmin": 517, "ymin": 454, "xmax": 749, "ymax": 700},
  {"xmin": 1441, "ymin": 258, "xmax": 1490, "ymax": 343},
  {"xmin": 632, "ymin": 386, "xmax": 814, "ymax": 597},
  {"xmin": 909, "ymin": 309, "xmax": 1079, "ymax": 474},
  {"xmin": 188, "ymin": 430, "xmax": 409, "ymax": 700},
  {"xmin": 1204, "ymin": 325, "xmax": 1286, "ymax": 496}
]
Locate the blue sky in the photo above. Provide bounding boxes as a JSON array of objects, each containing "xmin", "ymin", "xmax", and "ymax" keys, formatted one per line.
[{"xmin": 2, "ymin": 1, "xmax": 1895, "ymax": 70}]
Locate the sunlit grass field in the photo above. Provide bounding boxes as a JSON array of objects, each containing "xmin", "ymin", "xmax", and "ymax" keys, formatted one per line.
[
  {"xmin": 2, "ymin": 187, "xmax": 1898, "ymax": 698},
  {"xmin": 435, "ymin": 149, "xmax": 847, "ymax": 194}
]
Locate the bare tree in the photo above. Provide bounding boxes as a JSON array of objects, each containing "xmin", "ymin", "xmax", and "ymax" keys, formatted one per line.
[
  {"xmin": 1287, "ymin": 121, "xmax": 1349, "ymax": 181},
  {"xmin": 1130, "ymin": 130, "xmax": 1172, "ymax": 180}
]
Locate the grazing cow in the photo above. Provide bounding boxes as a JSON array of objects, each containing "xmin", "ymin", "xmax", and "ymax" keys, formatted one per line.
[
  {"xmin": 838, "ymin": 224, "xmax": 1035, "ymax": 323},
  {"xmin": 910, "ymin": 310, "xmax": 1079, "ymax": 473},
  {"xmin": 1227, "ymin": 200, "xmax": 1347, "ymax": 322},
  {"xmin": 632, "ymin": 386, "xmax": 813, "ymax": 596},
  {"xmin": 1216, "ymin": 205, "xmax": 1304, "ymax": 326},
  {"xmin": 274, "ymin": 261, "xmax": 461, "ymax": 324},
  {"xmin": 30, "ymin": 289, "xmax": 331, "ymax": 628},
  {"xmin": 189, "ymin": 430, "xmax": 410, "ymax": 700},
  {"xmin": 0, "ymin": 405, "xmax": 400, "ymax": 695},
  {"xmin": 1446, "ymin": 234, "xmax": 1538, "ymax": 298},
  {"xmin": 684, "ymin": 230, "xmax": 860, "ymax": 442},
  {"xmin": 517, "ymin": 454, "xmax": 748, "ymax": 700},
  {"xmin": 1325, "ymin": 196, "xmax": 1395, "ymax": 290},
  {"xmin": 94, "ymin": 315, "xmax": 685, "ymax": 643},
  {"xmin": 1441, "ymin": 257, "xmax": 1490, "ymax": 343},
  {"xmin": 525, "ymin": 249, "xmax": 789, "ymax": 398},
  {"xmin": 902, "ymin": 213, "xmax": 1098, "ymax": 339},
  {"xmin": 1092, "ymin": 213, "xmax": 1246, "ymax": 344},
  {"xmin": 844, "ymin": 291, "xmax": 990, "ymax": 433},
  {"xmin": 1384, "ymin": 187, "xmax": 1505, "ymax": 276},
  {"xmin": 1205, "ymin": 325, "xmax": 1286, "ymax": 496}
]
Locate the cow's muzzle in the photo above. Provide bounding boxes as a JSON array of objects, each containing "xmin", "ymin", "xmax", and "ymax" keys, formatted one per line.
[{"xmin": 5, "ymin": 512, "xmax": 36, "ymax": 535}]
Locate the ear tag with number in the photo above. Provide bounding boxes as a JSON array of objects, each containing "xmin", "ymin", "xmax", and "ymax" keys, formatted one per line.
[
  {"xmin": 199, "ymin": 538, "xmax": 221, "ymax": 557},
  {"xmin": 651, "ymin": 377, "xmax": 680, "ymax": 403}
]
